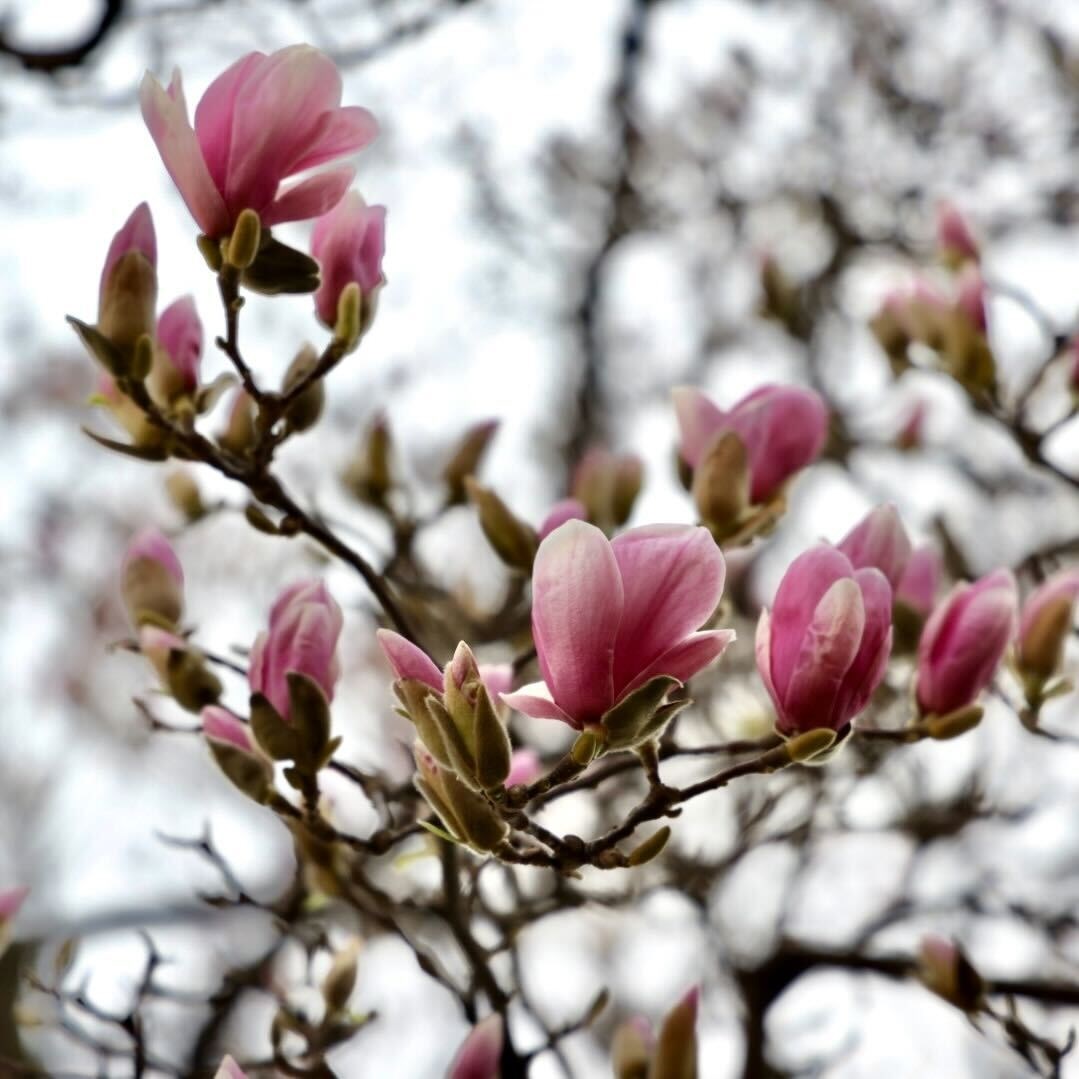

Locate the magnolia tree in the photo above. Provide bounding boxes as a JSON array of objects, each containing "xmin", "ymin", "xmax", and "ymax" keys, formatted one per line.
[{"xmin": 6, "ymin": 28, "xmax": 1079, "ymax": 1079}]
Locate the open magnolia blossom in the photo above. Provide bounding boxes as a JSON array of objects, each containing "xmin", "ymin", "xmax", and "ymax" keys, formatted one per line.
[
  {"xmin": 140, "ymin": 45, "xmax": 377, "ymax": 237},
  {"xmin": 756, "ymin": 544, "xmax": 893, "ymax": 738},
  {"xmin": 502, "ymin": 520, "xmax": 734, "ymax": 733}
]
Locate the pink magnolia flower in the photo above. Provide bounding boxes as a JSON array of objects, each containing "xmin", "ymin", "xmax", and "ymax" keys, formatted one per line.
[
  {"xmin": 448, "ymin": 1014, "xmax": 503, "ymax": 1079},
  {"xmin": 502, "ymin": 521, "xmax": 734, "ymax": 729},
  {"xmin": 156, "ymin": 295, "xmax": 203, "ymax": 393},
  {"xmin": 537, "ymin": 498, "xmax": 587, "ymax": 541},
  {"xmin": 505, "ymin": 748, "xmax": 542, "ymax": 787},
  {"xmin": 836, "ymin": 504, "xmax": 912, "ymax": 590},
  {"xmin": 140, "ymin": 46, "xmax": 377, "ymax": 237},
  {"xmin": 756, "ymin": 545, "xmax": 893, "ymax": 736},
  {"xmin": 312, "ymin": 191, "xmax": 386, "ymax": 326},
  {"xmin": 214, "ymin": 1057, "xmax": 247, "ymax": 1079},
  {"xmin": 672, "ymin": 384, "xmax": 828, "ymax": 503},
  {"xmin": 896, "ymin": 546, "xmax": 942, "ymax": 619},
  {"xmin": 201, "ymin": 707, "xmax": 255, "ymax": 753},
  {"xmin": 1016, "ymin": 569, "xmax": 1079, "ymax": 680},
  {"xmin": 916, "ymin": 569, "xmax": 1017, "ymax": 716},
  {"xmin": 936, "ymin": 201, "xmax": 979, "ymax": 263},
  {"xmin": 250, "ymin": 580, "xmax": 343, "ymax": 718},
  {"xmin": 0, "ymin": 886, "xmax": 29, "ymax": 922},
  {"xmin": 377, "ymin": 632, "xmax": 511, "ymax": 701}
]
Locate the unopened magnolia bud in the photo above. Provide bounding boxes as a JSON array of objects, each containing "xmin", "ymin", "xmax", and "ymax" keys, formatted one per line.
[
  {"xmin": 693, "ymin": 430, "xmax": 749, "ymax": 538},
  {"xmin": 165, "ymin": 470, "xmax": 205, "ymax": 521},
  {"xmin": 1017, "ymin": 570, "xmax": 1079, "ymax": 684},
  {"xmin": 627, "ymin": 826, "xmax": 671, "ymax": 867},
  {"xmin": 122, "ymin": 529, "xmax": 184, "ymax": 629},
  {"xmin": 571, "ymin": 728, "xmax": 604, "ymax": 765},
  {"xmin": 466, "ymin": 479, "xmax": 538, "ymax": 571},
  {"xmin": 140, "ymin": 627, "xmax": 222, "ymax": 712},
  {"xmin": 443, "ymin": 420, "xmax": 499, "ymax": 504},
  {"xmin": 227, "ymin": 209, "xmax": 261, "ymax": 270},
  {"xmin": 472, "ymin": 685, "xmax": 512, "ymax": 790},
  {"xmin": 612, "ymin": 454, "xmax": 644, "ymax": 526},
  {"xmin": 917, "ymin": 935, "xmax": 983, "ymax": 1012},
  {"xmin": 651, "ymin": 987, "xmax": 699, "ymax": 1079},
  {"xmin": 321, "ymin": 938, "xmax": 362, "ymax": 1015},
  {"xmin": 282, "ymin": 345, "xmax": 325, "ymax": 433},
  {"xmin": 334, "ymin": 281, "xmax": 362, "ymax": 354},
  {"xmin": 611, "ymin": 1017, "xmax": 653, "ymax": 1079},
  {"xmin": 343, "ymin": 415, "xmax": 392, "ymax": 505},
  {"xmin": 203, "ymin": 707, "xmax": 272, "ymax": 802},
  {"xmin": 98, "ymin": 205, "xmax": 158, "ymax": 354},
  {"xmin": 783, "ymin": 727, "xmax": 839, "ymax": 763},
  {"xmin": 219, "ymin": 389, "xmax": 257, "ymax": 457}
]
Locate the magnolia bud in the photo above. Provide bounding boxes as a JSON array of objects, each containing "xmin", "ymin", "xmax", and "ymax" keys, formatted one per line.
[
  {"xmin": 165, "ymin": 470, "xmax": 205, "ymax": 521},
  {"xmin": 227, "ymin": 209, "xmax": 261, "ymax": 270},
  {"xmin": 651, "ymin": 987, "xmax": 699, "ymax": 1079},
  {"xmin": 1016, "ymin": 570, "xmax": 1079, "ymax": 684},
  {"xmin": 282, "ymin": 344, "xmax": 325, "ymax": 433},
  {"xmin": 203, "ymin": 707, "xmax": 272, "ymax": 802},
  {"xmin": 692, "ymin": 430, "xmax": 750, "ymax": 539},
  {"xmin": 343, "ymin": 414, "xmax": 393, "ymax": 505},
  {"xmin": 321, "ymin": 938, "xmax": 362, "ymax": 1015},
  {"xmin": 219, "ymin": 389, "xmax": 257, "ymax": 457},
  {"xmin": 121, "ymin": 529, "xmax": 184, "ymax": 629},
  {"xmin": 466, "ymin": 479, "xmax": 538, "ymax": 572},
  {"xmin": 140, "ymin": 627, "xmax": 223, "ymax": 712},
  {"xmin": 443, "ymin": 420, "xmax": 499, "ymax": 505},
  {"xmin": 98, "ymin": 204, "xmax": 158, "ymax": 357},
  {"xmin": 611, "ymin": 1017, "xmax": 653, "ymax": 1079},
  {"xmin": 917, "ymin": 935, "xmax": 983, "ymax": 1012}
]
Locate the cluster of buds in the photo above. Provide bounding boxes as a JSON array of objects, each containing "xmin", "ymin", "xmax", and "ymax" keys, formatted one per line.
[
  {"xmin": 870, "ymin": 270, "xmax": 993, "ymax": 395},
  {"xmin": 610, "ymin": 987, "xmax": 700, "ymax": 1079},
  {"xmin": 379, "ymin": 632, "xmax": 513, "ymax": 852},
  {"xmin": 673, "ymin": 384, "xmax": 828, "ymax": 545},
  {"xmin": 121, "ymin": 530, "xmax": 224, "ymax": 712},
  {"xmin": 503, "ymin": 521, "xmax": 733, "ymax": 757},
  {"xmin": 571, "ymin": 448, "xmax": 644, "ymax": 533}
]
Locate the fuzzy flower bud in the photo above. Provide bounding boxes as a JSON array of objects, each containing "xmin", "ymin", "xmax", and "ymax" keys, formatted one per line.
[
  {"xmin": 121, "ymin": 528, "xmax": 184, "ymax": 629},
  {"xmin": 1016, "ymin": 569, "xmax": 1079, "ymax": 684},
  {"xmin": 150, "ymin": 295, "xmax": 202, "ymax": 403},
  {"xmin": 936, "ymin": 201, "xmax": 979, "ymax": 266},
  {"xmin": 98, "ymin": 203, "xmax": 158, "ymax": 355}
]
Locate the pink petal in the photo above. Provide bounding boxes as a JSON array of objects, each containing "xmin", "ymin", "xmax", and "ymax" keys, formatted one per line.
[
  {"xmin": 755, "ymin": 608, "xmax": 781, "ymax": 714},
  {"xmin": 622, "ymin": 629, "xmax": 735, "ymax": 697},
  {"xmin": 531, "ymin": 521, "xmax": 623, "ymax": 723},
  {"xmin": 781, "ymin": 577, "xmax": 865, "ymax": 731},
  {"xmin": 505, "ymin": 748, "xmax": 542, "ymax": 787},
  {"xmin": 449, "ymin": 1014, "xmax": 503, "ymax": 1079},
  {"xmin": 193, "ymin": 52, "xmax": 265, "ymax": 192},
  {"xmin": 223, "ymin": 45, "xmax": 345, "ymax": 216},
  {"xmin": 291, "ymin": 105, "xmax": 379, "ymax": 174},
  {"xmin": 609, "ymin": 524, "xmax": 726, "ymax": 695},
  {"xmin": 672, "ymin": 386, "xmax": 726, "ymax": 468},
  {"xmin": 769, "ymin": 545, "xmax": 854, "ymax": 698},
  {"xmin": 538, "ymin": 498, "xmax": 587, "ymax": 540},
  {"xmin": 0, "ymin": 886, "xmax": 29, "ymax": 922},
  {"xmin": 201, "ymin": 706, "xmax": 254, "ymax": 753},
  {"xmin": 376, "ymin": 629, "xmax": 443, "ymax": 691},
  {"xmin": 479, "ymin": 664, "xmax": 514, "ymax": 700},
  {"xmin": 836, "ymin": 503, "xmax": 912, "ymax": 590},
  {"xmin": 896, "ymin": 546, "xmax": 941, "ymax": 617},
  {"xmin": 835, "ymin": 568, "xmax": 894, "ymax": 724},
  {"xmin": 99, "ymin": 202, "xmax": 156, "ymax": 305},
  {"xmin": 123, "ymin": 527, "xmax": 183, "ymax": 585},
  {"xmin": 262, "ymin": 165, "xmax": 355, "ymax": 228},
  {"xmin": 214, "ymin": 1056, "xmax": 248, "ymax": 1079},
  {"xmin": 140, "ymin": 71, "xmax": 230, "ymax": 237},
  {"xmin": 157, "ymin": 295, "xmax": 202, "ymax": 389},
  {"xmin": 501, "ymin": 683, "xmax": 577, "ymax": 727}
]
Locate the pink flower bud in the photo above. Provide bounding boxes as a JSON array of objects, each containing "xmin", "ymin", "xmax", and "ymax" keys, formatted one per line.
[
  {"xmin": 97, "ymin": 203, "xmax": 158, "ymax": 349},
  {"xmin": 377, "ymin": 628, "xmax": 443, "ymax": 692},
  {"xmin": 201, "ymin": 707, "xmax": 255, "ymax": 753},
  {"xmin": 448, "ymin": 1014, "xmax": 503, "ymax": 1079},
  {"xmin": 954, "ymin": 266, "xmax": 988, "ymax": 336},
  {"xmin": 249, "ymin": 580, "xmax": 343, "ymax": 719},
  {"xmin": 0, "ymin": 886, "xmax": 29, "ymax": 922},
  {"xmin": 896, "ymin": 546, "xmax": 942, "ymax": 619},
  {"xmin": 836, "ymin": 504, "xmax": 912, "ymax": 590},
  {"xmin": 122, "ymin": 528, "xmax": 184, "ymax": 628},
  {"xmin": 140, "ymin": 46, "xmax": 378, "ymax": 237},
  {"xmin": 1016, "ymin": 569, "xmax": 1079, "ymax": 681},
  {"xmin": 916, "ymin": 569, "xmax": 1017, "ymax": 716},
  {"xmin": 156, "ymin": 295, "xmax": 203, "ymax": 393},
  {"xmin": 502, "ymin": 521, "xmax": 734, "ymax": 728},
  {"xmin": 505, "ymin": 748, "xmax": 542, "ymax": 787},
  {"xmin": 537, "ymin": 498, "xmax": 587, "ymax": 541},
  {"xmin": 673, "ymin": 383, "xmax": 828, "ymax": 503},
  {"xmin": 756, "ymin": 545, "xmax": 893, "ymax": 736},
  {"xmin": 312, "ymin": 191, "xmax": 386, "ymax": 327},
  {"xmin": 936, "ymin": 201, "xmax": 979, "ymax": 264},
  {"xmin": 214, "ymin": 1056, "xmax": 247, "ymax": 1079}
]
